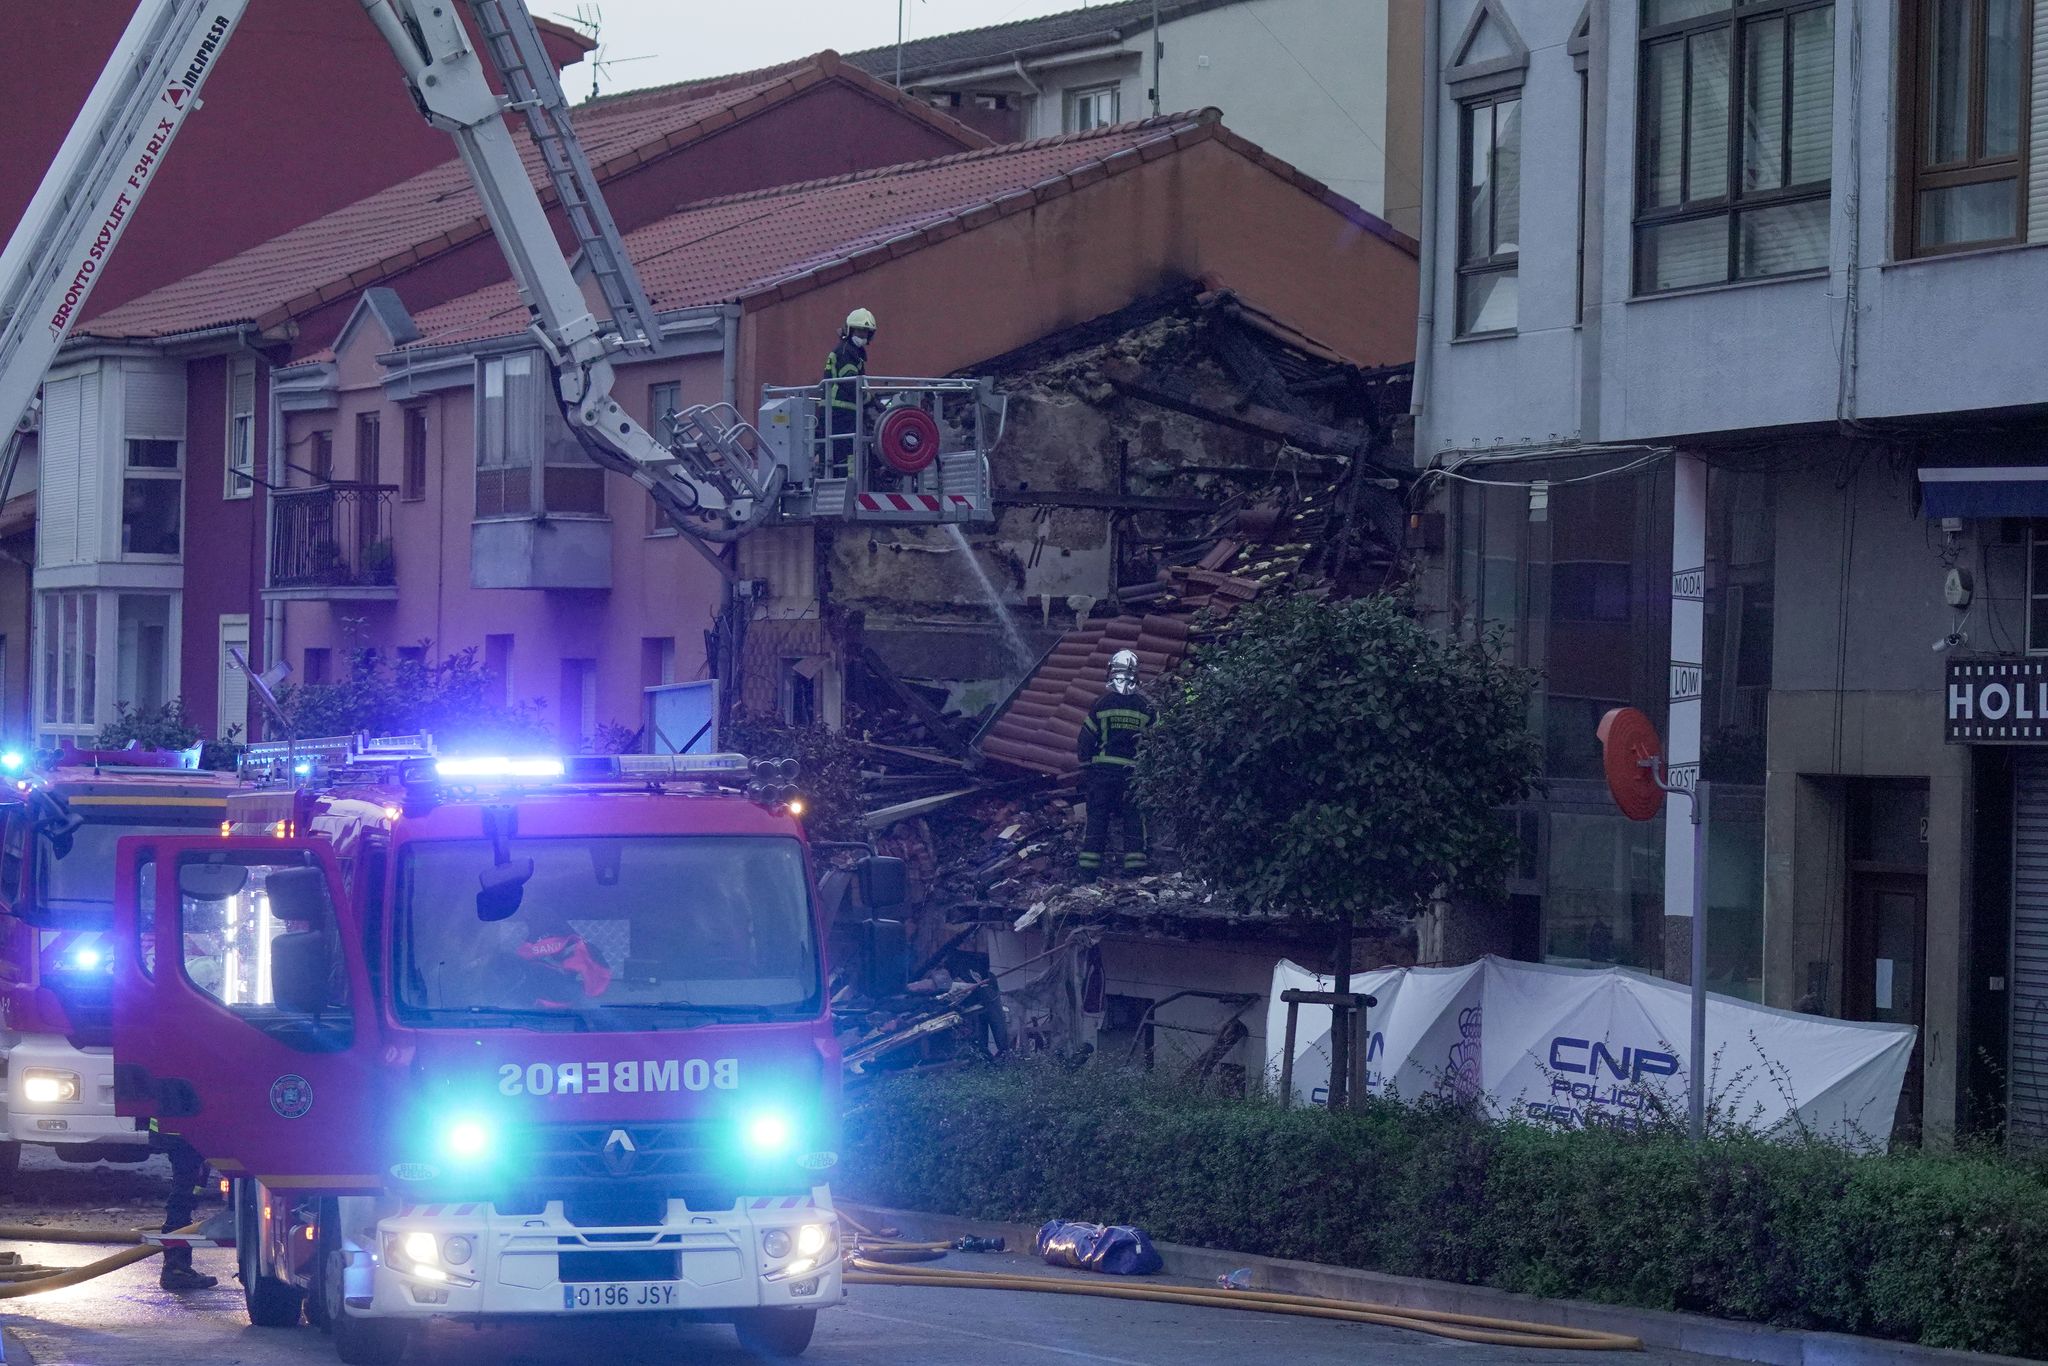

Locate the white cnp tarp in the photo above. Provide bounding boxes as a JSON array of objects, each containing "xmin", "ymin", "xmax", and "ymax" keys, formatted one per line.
[{"xmin": 1266, "ymin": 955, "xmax": 1915, "ymax": 1150}]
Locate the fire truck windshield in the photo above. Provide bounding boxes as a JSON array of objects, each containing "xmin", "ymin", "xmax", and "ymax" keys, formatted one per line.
[
  {"xmin": 35, "ymin": 813, "xmax": 222, "ymax": 925},
  {"xmin": 394, "ymin": 835, "xmax": 820, "ymax": 1028}
]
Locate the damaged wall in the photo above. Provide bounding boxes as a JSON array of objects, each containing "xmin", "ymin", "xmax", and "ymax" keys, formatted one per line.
[{"xmin": 829, "ymin": 306, "xmax": 1347, "ymax": 702}]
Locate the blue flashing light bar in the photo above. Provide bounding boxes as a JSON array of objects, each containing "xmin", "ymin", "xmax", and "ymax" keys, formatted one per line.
[
  {"xmin": 616, "ymin": 753, "xmax": 749, "ymax": 777},
  {"xmin": 435, "ymin": 756, "xmax": 566, "ymax": 780},
  {"xmin": 0, "ymin": 751, "xmax": 24, "ymax": 774}
]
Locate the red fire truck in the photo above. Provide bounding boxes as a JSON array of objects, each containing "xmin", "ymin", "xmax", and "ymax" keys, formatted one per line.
[
  {"xmin": 112, "ymin": 736, "xmax": 902, "ymax": 1362},
  {"xmin": 0, "ymin": 749, "xmax": 238, "ymax": 1183}
]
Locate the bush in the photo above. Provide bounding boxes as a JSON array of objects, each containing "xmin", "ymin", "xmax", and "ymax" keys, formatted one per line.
[
  {"xmin": 96, "ymin": 699, "xmax": 241, "ymax": 770},
  {"xmin": 279, "ymin": 645, "xmax": 546, "ymax": 749},
  {"xmin": 841, "ymin": 1065, "xmax": 2048, "ymax": 1357}
]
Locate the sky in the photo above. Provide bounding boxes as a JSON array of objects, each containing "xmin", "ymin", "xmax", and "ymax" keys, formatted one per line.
[{"xmin": 526, "ymin": 0, "xmax": 1125, "ymax": 100}]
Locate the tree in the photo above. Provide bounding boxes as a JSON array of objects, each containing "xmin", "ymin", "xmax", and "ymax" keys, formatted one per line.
[
  {"xmin": 1133, "ymin": 593, "xmax": 1540, "ymax": 1101},
  {"xmin": 279, "ymin": 646, "xmax": 548, "ymax": 749}
]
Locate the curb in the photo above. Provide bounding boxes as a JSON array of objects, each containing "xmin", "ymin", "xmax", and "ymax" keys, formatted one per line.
[{"xmin": 843, "ymin": 1204, "xmax": 2039, "ymax": 1366}]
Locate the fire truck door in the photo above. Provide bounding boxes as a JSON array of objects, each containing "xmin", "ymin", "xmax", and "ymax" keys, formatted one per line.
[{"xmin": 112, "ymin": 835, "xmax": 383, "ymax": 1192}]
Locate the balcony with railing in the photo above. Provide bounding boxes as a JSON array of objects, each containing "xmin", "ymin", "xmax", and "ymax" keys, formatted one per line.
[{"xmin": 266, "ymin": 482, "xmax": 399, "ymax": 599}]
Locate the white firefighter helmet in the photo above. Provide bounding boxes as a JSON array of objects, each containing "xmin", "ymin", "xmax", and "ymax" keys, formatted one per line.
[
  {"xmin": 844, "ymin": 307, "xmax": 877, "ymax": 337},
  {"xmin": 1108, "ymin": 649, "xmax": 1139, "ymax": 695}
]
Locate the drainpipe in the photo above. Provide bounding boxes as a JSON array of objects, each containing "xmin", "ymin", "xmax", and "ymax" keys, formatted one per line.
[
  {"xmin": 262, "ymin": 352, "xmax": 286, "ymax": 679},
  {"xmin": 1150, "ymin": 0, "xmax": 1162, "ymax": 115},
  {"xmin": 1410, "ymin": 0, "xmax": 1442, "ymax": 426}
]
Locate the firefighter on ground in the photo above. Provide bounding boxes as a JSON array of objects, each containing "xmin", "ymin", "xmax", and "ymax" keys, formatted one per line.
[
  {"xmin": 823, "ymin": 307, "xmax": 876, "ymax": 478},
  {"xmin": 151, "ymin": 1118, "xmax": 217, "ymax": 1292},
  {"xmin": 1076, "ymin": 649, "xmax": 1154, "ymax": 879}
]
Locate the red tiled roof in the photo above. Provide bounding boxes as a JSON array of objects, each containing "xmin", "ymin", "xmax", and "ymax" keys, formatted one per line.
[
  {"xmin": 403, "ymin": 111, "xmax": 1400, "ymax": 350},
  {"xmin": 977, "ymin": 616, "xmax": 1192, "ymax": 776},
  {"xmin": 79, "ymin": 53, "xmax": 985, "ymax": 343}
]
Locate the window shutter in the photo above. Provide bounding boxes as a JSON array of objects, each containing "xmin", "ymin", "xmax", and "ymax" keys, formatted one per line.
[
  {"xmin": 124, "ymin": 362, "xmax": 187, "ymax": 439},
  {"xmin": 38, "ymin": 375, "xmax": 83, "ymax": 568}
]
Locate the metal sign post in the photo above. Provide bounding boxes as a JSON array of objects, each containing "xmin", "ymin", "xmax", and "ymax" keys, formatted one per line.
[{"xmin": 1597, "ymin": 706, "xmax": 1710, "ymax": 1140}]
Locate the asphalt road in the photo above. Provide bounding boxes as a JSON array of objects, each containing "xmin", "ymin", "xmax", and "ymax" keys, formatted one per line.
[{"xmin": 0, "ymin": 1151, "xmax": 1709, "ymax": 1366}]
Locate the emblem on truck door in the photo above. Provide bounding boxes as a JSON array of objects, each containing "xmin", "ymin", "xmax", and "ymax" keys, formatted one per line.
[
  {"xmin": 269, "ymin": 1074, "xmax": 313, "ymax": 1119},
  {"xmin": 602, "ymin": 1128, "xmax": 638, "ymax": 1176}
]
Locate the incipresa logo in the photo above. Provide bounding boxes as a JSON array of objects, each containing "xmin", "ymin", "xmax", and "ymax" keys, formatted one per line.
[{"xmin": 498, "ymin": 1058, "xmax": 739, "ymax": 1096}]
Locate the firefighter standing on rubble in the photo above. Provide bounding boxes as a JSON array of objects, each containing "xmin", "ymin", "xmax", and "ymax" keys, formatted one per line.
[
  {"xmin": 823, "ymin": 307, "xmax": 876, "ymax": 478},
  {"xmin": 1076, "ymin": 649, "xmax": 1154, "ymax": 878}
]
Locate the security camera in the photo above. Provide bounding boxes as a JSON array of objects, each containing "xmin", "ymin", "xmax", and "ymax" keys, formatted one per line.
[{"xmin": 1933, "ymin": 631, "xmax": 1965, "ymax": 652}]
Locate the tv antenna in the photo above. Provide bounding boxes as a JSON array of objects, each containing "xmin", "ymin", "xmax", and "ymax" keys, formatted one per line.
[{"xmin": 551, "ymin": 4, "xmax": 657, "ymax": 101}]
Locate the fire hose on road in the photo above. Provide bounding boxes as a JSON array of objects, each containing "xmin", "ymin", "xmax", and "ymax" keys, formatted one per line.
[
  {"xmin": 0, "ymin": 1222, "xmax": 202, "ymax": 1298},
  {"xmin": 836, "ymin": 1215, "xmax": 1643, "ymax": 1351}
]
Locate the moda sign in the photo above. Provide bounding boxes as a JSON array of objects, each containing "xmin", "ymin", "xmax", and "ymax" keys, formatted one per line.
[{"xmin": 1945, "ymin": 658, "xmax": 2048, "ymax": 743}]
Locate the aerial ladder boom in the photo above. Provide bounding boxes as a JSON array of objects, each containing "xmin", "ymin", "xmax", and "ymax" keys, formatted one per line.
[{"xmin": 0, "ymin": 0, "xmax": 997, "ymax": 543}]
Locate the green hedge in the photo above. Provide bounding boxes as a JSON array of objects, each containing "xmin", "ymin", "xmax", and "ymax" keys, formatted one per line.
[{"xmin": 840, "ymin": 1064, "xmax": 2048, "ymax": 1357}]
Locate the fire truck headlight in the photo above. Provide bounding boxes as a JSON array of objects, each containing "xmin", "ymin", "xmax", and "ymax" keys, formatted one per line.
[
  {"xmin": 761, "ymin": 1229, "xmax": 792, "ymax": 1259},
  {"xmin": 442, "ymin": 1236, "xmax": 473, "ymax": 1266},
  {"xmin": 796, "ymin": 1223, "xmax": 829, "ymax": 1257},
  {"xmin": 744, "ymin": 1111, "xmax": 793, "ymax": 1156},
  {"xmin": 403, "ymin": 1231, "xmax": 439, "ymax": 1264},
  {"xmin": 21, "ymin": 1069, "xmax": 79, "ymax": 1105}
]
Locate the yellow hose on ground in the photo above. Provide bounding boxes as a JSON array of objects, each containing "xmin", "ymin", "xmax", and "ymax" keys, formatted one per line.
[
  {"xmin": 0, "ymin": 1222, "xmax": 202, "ymax": 1298},
  {"xmin": 844, "ymin": 1251, "xmax": 1643, "ymax": 1351}
]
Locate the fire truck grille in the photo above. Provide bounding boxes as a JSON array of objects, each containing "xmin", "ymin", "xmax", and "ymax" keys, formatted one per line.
[{"xmin": 511, "ymin": 1122, "xmax": 808, "ymax": 1204}]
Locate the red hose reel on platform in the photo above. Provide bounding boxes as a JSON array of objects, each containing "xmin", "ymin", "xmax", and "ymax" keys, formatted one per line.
[{"xmin": 874, "ymin": 406, "xmax": 941, "ymax": 475}]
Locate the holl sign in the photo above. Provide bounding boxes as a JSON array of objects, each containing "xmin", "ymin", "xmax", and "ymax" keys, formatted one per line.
[{"xmin": 1945, "ymin": 658, "xmax": 2048, "ymax": 743}]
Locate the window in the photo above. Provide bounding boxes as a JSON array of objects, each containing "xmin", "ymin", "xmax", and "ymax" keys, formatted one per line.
[
  {"xmin": 224, "ymin": 360, "xmax": 256, "ymax": 500},
  {"xmin": 309, "ymin": 430, "xmax": 333, "ymax": 484},
  {"xmin": 2028, "ymin": 523, "xmax": 2048, "ymax": 650},
  {"xmin": 218, "ymin": 615, "xmax": 249, "ymax": 742},
  {"xmin": 561, "ymin": 658, "xmax": 598, "ymax": 747},
  {"xmin": 485, "ymin": 634, "xmax": 513, "ymax": 707},
  {"xmin": 402, "ymin": 406, "xmax": 429, "ymax": 502},
  {"xmin": 641, "ymin": 636, "xmax": 677, "ymax": 688},
  {"xmin": 1458, "ymin": 93, "xmax": 1523, "ymax": 333},
  {"xmin": 122, "ymin": 438, "xmax": 182, "ymax": 557},
  {"xmin": 1636, "ymin": 0, "xmax": 1835, "ymax": 293},
  {"xmin": 38, "ymin": 590, "xmax": 98, "ymax": 735},
  {"xmin": 646, "ymin": 382, "xmax": 680, "ymax": 534},
  {"xmin": 1901, "ymin": 0, "xmax": 2032, "ymax": 253},
  {"xmin": 116, "ymin": 594, "xmax": 171, "ymax": 713},
  {"xmin": 1066, "ymin": 84, "xmax": 1120, "ymax": 132},
  {"xmin": 355, "ymin": 411, "xmax": 382, "ymax": 487},
  {"xmin": 477, "ymin": 354, "xmax": 539, "ymax": 517},
  {"xmin": 302, "ymin": 647, "xmax": 331, "ymax": 686},
  {"xmin": 172, "ymin": 851, "xmax": 352, "ymax": 1049}
]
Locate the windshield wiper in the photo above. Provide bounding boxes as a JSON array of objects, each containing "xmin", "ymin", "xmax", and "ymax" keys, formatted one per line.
[
  {"xmin": 622, "ymin": 1002, "xmax": 791, "ymax": 1022},
  {"xmin": 441, "ymin": 1006, "xmax": 589, "ymax": 1030}
]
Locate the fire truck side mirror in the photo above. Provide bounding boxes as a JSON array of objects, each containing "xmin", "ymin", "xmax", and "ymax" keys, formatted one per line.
[
  {"xmin": 858, "ymin": 856, "xmax": 906, "ymax": 910},
  {"xmin": 265, "ymin": 866, "xmax": 333, "ymax": 928},
  {"xmin": 859, "ymin": 919, "xmax": 909, "ymax": 998}
]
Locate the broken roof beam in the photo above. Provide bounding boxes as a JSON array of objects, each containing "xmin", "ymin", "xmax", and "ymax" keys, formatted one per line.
[
  {"xmin": 993, "ymin": 488, "xmax": 1219, "ymax": 514},
  {"xmin": 856, "ymin": 644, "xmax": 973, "ymax": 757},
  {"xmin": 1101, "ymin": 360, "xmax": 1391, "ymax": 469}
]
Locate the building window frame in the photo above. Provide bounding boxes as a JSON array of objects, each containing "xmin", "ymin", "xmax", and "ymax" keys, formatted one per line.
[
  {"xmin": 224, "ymin": 359, "xmax": 256, "ymax": 501},
  {"xmin": 121, "ymin": 437, "xmax": 183, "ymax": 560},
  {"xmin": 355, "ymin": 410, "xmax": 383, "ymax": 487},
  {"xmin": 2027, "ymin": 522, "xmax": 2048, "ymax": 653},
  {"xmin": 1457, "ymin": 90, "xmax": 1524, "ymax": 336},
  {"xmin": 402, "ymin": 404, "xmax": 429, "ymax": 502},
  {"xmin": 1633, "ymin": 0, "xmax": 1837, "ymax": 295},
  {"xmin": 1897, "ymin": 0, "xmax": 2033, "ymax": 257},
  {"xmin": 309, "ymin": 429, "xmax": 333, "ymax": 485},
  {"xmin": 1065, "ymin": 84, "xmax": 1120, "ymax": 132}
]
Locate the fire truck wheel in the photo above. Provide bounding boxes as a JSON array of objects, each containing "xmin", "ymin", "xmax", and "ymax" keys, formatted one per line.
[
  {"xmin": 733, "ymin": 1306, "xmax": 817, "ymax": 1358},
  {"xmin": 0, "ymin": 1142, "xmax": 19, "ymax": 1193},
  {"xmin": 321, "ymin": 1221, "xmax": 415, "ymax": 1365},
  {"xmin": 236, "ymin": 1180, "xmax": 304, "ymax": 1328}
]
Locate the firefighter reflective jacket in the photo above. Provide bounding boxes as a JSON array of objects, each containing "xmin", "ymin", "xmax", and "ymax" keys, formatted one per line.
[
  {"xmin": 1077, "ymin": 688, "xmax": 1155, "ymax": 768},
  {"xmin": 823, "ymin": 337, "xmax": 866, "ymax": 417}
]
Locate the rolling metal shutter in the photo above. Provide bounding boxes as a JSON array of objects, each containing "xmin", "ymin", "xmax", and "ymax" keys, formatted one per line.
[{"xmin": 2009, "ymin": 755, "xmax": 2048, "ymax": 1148}]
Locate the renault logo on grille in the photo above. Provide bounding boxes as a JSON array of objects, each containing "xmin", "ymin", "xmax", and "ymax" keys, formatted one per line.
[{"xmin": 602, "ymin": 1128, "xmax": 638, "ymax": 1176}]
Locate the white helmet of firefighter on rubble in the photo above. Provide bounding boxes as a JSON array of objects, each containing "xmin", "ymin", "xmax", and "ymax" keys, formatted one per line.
[
  {"xmin": 1108, "ymin": 649, "xmax": 1139, "ymax": 695},
  {"xmin": 844, "ymin": 307, "xmax": 877, "ymax": 347}
]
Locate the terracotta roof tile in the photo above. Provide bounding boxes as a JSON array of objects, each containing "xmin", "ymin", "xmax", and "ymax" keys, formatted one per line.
[
  {"xmin": 401, "ymin": 114, "xmax": 1211, "ymax": 347},
  {"xmin": 77, "ymin": 52, "xmax": 986, "ymax": 343}
]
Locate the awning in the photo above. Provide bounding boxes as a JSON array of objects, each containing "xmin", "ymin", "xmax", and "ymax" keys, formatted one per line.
[{"xmin": 1918, "ymin": 466, "xmax": 2048, "ymax": 518}]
